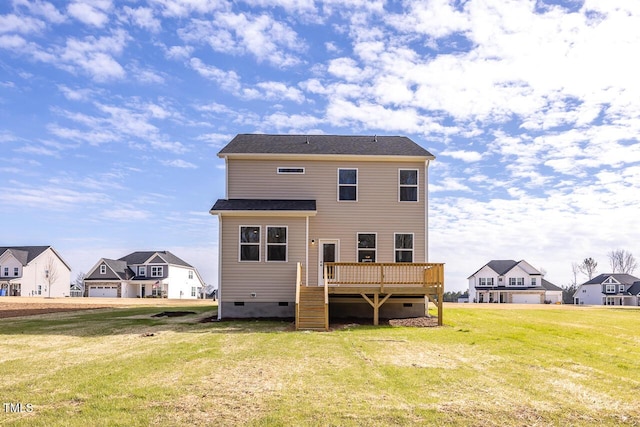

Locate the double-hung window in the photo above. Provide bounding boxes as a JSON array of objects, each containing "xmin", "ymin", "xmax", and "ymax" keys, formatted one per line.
[
  {"xmin": 267, "ymin": 226, "xmax": 287, "ymax": 262},
  {"xmin": 357, "ymin": 233, "xmax": 376, "ymax": 262},
  {"xmin": 150, "ymin": 266, "xmax": 163, "ymax": 277},
  {"xmin": 394, "ymin": 233, "xmax": 413, "ymax": 262},
  {"xmin": 99, "ymin": 265, "xmax": 106, "ymax": 274},
  {"xmin": 240, "ymin": 226, "xmax": 260, "ymax": 262},
  {"xmin": 531, "ymin": 278, "xmax": 537, "ymax": 286},
  {"xmin": 479, "ymin": 278, "xmax": 494, "ymax": 286},
  {"xmin": 189, "ymin": 270, "xmax": 194, "ymax": 279},
  {"xmin": 338, "ymin": 169, "xmax": 357, "ymax": 201},
  {"xmin": 619, "ymin": 284, "xmax": 625, "ymax": 293},
  {"xmin": 13, "ymin": 267, "xmax": 18, "ymax": 276},
  {"xmin": 605, "ymin": 284, "xmax": 615, "ymax": 293},
  {"xmin": 399, "ymin": 169, "xmax": 418, "ymax": 202},
  {"xmin": 138, "ymin": 266, "xmax": 146, "ymax": 277},
  {"xmin": 509, "ymin": 277, "xmax": 525, "ymax": 286}
]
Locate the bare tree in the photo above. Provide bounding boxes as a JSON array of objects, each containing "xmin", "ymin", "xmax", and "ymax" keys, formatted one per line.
[
  {"xmin": 562, "ymin": 262, "xmax": 580, "ymax": 304},
  {"xmin": 72, "ymin": 272, "xmax": 85, "ymax": 296},
  {"xmin": 577, "ymin": 257, "xmax": 598, "ymax": 280},
  {"xmin": 608, "ymin": 249, "xmax": 638, "ymax": 274},
  {"xmin": 44, "ymin": 256, "xmax": 59, "ymax": 298}
]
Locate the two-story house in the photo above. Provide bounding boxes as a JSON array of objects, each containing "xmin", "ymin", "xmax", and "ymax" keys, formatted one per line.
[
  {"xmin": 210, "ymin": 134, "xmax": 444, "ymax": 329},
  {"xmin": 0, "ymin": 246, "xmax": 71, "ymax": 297},
  {"xmin": 83, "ymin": 251, "xmax": 205, "ymax": 299},
  {"xmin": 468, "ymin": 259, "xmax": 562, "ymax": 304},
  {"xmin": 573, "ymin": 273, "xmax": 640, "ymax": 306}
]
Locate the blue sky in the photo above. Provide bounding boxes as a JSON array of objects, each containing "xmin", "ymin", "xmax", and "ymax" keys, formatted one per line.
[{"xmin": 2, "ymin": 0, "xmax": 639, "ymax": 292}]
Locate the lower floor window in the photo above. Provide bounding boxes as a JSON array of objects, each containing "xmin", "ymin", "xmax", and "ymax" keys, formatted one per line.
[
  {"xmin": 394, "ymin": 233, "xmax": 413, "ymax": 262},
  {"xmin": 267, "ymin": 226, "xmax": 287, "ymax": 262},
  {"xmin": 357, "ymin": 233, "xmax": 376, "ymax": 262},
  {"xmin": 191, "ymin": 286, "xmax": 196, "ymax": 297}
]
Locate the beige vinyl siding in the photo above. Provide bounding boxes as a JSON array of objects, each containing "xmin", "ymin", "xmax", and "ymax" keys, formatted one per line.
[
  {"xmin": 220, "ymin": 216, "xmax": 307, "ymax": 302},
  {"xmin": 227, "ymin": 158, "xmax": 427, "ymax": 286}
]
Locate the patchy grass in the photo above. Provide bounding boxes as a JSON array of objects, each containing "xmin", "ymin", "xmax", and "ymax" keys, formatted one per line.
[{"xmin": 1, "ymin": 304, "xmax": 639, "ymax": 426}]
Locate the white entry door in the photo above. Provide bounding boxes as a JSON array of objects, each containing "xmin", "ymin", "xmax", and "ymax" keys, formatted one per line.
[{"xmin": 318, "ymin": 239, "xmax": 339, "ymax": 286}]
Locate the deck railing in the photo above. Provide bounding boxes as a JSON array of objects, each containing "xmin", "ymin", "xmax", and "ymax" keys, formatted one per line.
[{"xmin": 324, "ymin": 262, "xmax": 444, "ymax": 292}]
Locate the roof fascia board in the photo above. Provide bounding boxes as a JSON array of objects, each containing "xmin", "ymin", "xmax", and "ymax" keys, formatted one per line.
[
  {"xmin": 219, "ymin": 153, "xmax": 434, "ymax": 162},
  {"xmin": 209, "ymin": 210, "xmax": 317, "ymax": 217}
]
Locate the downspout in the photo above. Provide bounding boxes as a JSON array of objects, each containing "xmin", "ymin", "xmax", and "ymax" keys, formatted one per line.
[
  {"xmin": 424, "ymin": 160, "xmax": 430, "ymax": 263},
  {"xmin": 217, "ymin": 214, "xmax": 223, "ymax": 320},
  {"xmin": 305, "ymin": 215, "xmax": 309, "ymax": 287}
]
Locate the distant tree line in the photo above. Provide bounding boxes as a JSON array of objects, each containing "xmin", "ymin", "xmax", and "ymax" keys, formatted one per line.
[
  {"xmin": 443, "ymin": 291, "xmax": 469, "ymax": 302},
  {"xmin": 562, "ymin": 249, "xmax": 637, "ymax": 303}
]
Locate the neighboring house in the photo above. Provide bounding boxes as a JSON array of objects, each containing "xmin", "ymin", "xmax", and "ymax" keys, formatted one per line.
[
  {"xmin": 69, "ymin": 283, "xmax": 83, "ymax": 297},
  {"xmin": 468, "ymin": 260, "xmax": 562, "ymax": 304},
  {"xmin": 573, "ymin": 274, "xmax": 640, "ymax": 306},
  {"xmin": 210, "ymin": 134, "xmax": 443, "ymax": 325},
  {"xmin": 83, "ymin": 251, "xmax": 205, "ymax": 299},
  {"xmin": 0, "ymin": 246, "xmax": 71, "ymax": 297}
]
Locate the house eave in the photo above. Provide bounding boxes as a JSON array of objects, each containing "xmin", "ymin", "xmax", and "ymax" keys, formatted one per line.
[
  {"xmin": 218, "ymin": 153, "xmax": 435, "ymax": 162},
  {"xmin": 209, "ymin": 210, "xmax": 317, "ymax": 217}
]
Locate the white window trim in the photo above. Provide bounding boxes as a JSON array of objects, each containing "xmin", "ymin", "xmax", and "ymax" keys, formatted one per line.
[
  {"xmin": 150, "ymin": 266, "xmax": 164, "ymax": 277},
  {"xmin": 357, "ymin": 232, "xmax": 377, "ymax": 263},
  {"xmin": 138, "ymin": 266, "xmax": 146, "ymax": 277},
  {"xmin": 239, "ymin": 225, "xmax": 261, "ymax": 262},
  {"xmin": 266, "ymin": 225, "xmax": 288, "ymax": 263},
  {"xmin": 188, "ymin": 270, "xmax": 194, "ymax": 279},
  {"xmin": 100, "ymin": 265, "xmax": 106, "ymax": 274},
  {"xmin": 13, "ymin": 267, "xmax": 19, "ymax": 276},
  {"xmin": 398, "ymin": 169, "xmax": 419, "ymax": 202},
  {"xmin": 394, "ymin": 232, "xmax": 414, "ymax": 263},
  {"xmin": 605, "ymin": 284, "xmax": 616, "ymax": 293},
  {"xmin": 337, "ymin": 168, "xmax": 358, "ymax": 202},
  {"xmin": 277, "ymin": 167, "xmax": 305, "ymax": 174},
  {"xmin": 619, "ymin": 284, "xmax": 625, "ymax": 292}
]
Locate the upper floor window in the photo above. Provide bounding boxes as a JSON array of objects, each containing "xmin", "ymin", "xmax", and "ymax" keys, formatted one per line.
[
  {"xmin": 395, "ymin": 233, "xmax": 413, "ymax": 263},
  {"xmin": 338, "ymin": 169, "xmax": 357, "ymax": 201},
  {"xmin": 531, "ymin": 278, "xmax": 537, "ymax": 286},
  {"xmin": 399, "ymin": 169, "xmax": 418, "ymax": 202},
  {"xmin": 13, "ymin": 267, "xmax": 19, "ymax": 276},
  {"xmin": 138, "ymin": 266, "xmax": 146, "ymax": 277},
  {"xmin": 478, "ymin": 278, "xmax": 494, "ymax": 286},
  {"xmin": 619, "ymin": 284, "xmax": 625, "ymax": 293},
  {"xmin": 3, "ymin": 267, "xmax": 8, "ymax": 276},
  {"xmin": 150, "ymin": 266, "xmax": 163, "ymax": 277},
  {"xmin": 188, "ymin": 270, "xmax": 194, "ymax": 279},
  {"xmin": 240, "ymin": 226, "xmax": 260, "ymax": 262},
  {"xmin": 277, "ymin": 167, "xmax": 305, "ymax": 174},
  {"xmin": 100, "ymin": 265, "xmax": 106, "ymax": 274},
  {"xmin": 267, "ymin": 226, "xmax": 287, "ymax": 262},
  {"xmin": 509, "ymin": 277, "xmax": 525, "ymax": 286},
  {"xmin": 357, "ymin": 233, "xmax": 376, "ymax": 262},
  {"xmin": 605, "ymin": 284, "xmax": 616, "ymax": 293}
]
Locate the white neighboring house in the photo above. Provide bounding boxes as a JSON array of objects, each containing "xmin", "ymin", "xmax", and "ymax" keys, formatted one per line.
[
  {"xmin": 83, "ymin": 251, "xmax": 205, "ymax": 299},
  {"xmin": 0, "ymin": 246, "xmax": 71, "ymax": 297},
  {"xmin": 573, "ymin": 274, "xmax": 640, "ymax": 306},
  {"xmin": 468, "ymin": 259, "xmax": 563, "ymax": 304}
]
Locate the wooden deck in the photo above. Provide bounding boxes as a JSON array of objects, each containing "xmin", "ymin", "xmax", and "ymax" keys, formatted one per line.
[{"xmin": 295, "ymin": 262, "xmax": 444, "ymax": 331}]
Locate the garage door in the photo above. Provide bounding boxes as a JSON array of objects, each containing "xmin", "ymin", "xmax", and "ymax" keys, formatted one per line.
[
  {"xmin": 88, "ymin": 286, "xmax": 118, "ymax": 298},
  {"xmin": 512, "ymin": 294, "xmax": 541, "ymax": 304}
]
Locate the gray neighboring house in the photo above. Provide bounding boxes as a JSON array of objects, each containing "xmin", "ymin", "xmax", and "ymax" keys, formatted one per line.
[
  {"xmin": 573, "ymin": 273, "xmax": 640, "ymax": 306},
  {"xmin": 468, "ymin": 259, "xmax": 562, "ymax": 304},
  {"xmin": 210, "ymin": 134, "xmax": 441, "ymax": 321},
  {"xmin": 84, "ymin": 251, "xmax": 205, "ymax": 299}
]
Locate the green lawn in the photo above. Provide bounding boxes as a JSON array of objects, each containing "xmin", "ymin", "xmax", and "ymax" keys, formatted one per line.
[{"xmin": 1, "ymin": 304, "xmax": 639, "ymax": 426}]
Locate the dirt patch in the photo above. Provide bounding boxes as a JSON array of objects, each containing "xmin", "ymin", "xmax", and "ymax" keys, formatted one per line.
[
  {"xmin": 151, "ymin": 311, "xmax": 197, "ymax": 318},
  {"xmin": 0, "ymin": 303, "xmax": 110, "ymax": 319}
]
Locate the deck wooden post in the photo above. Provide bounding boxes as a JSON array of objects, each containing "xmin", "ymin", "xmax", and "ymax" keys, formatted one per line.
[{"xmin": 373, "ymin": 293, "xmax": 379, "ymax": 326}]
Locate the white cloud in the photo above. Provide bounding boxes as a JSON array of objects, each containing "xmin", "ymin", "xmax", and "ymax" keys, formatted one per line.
[
  {"xmin": 101, "ymin": 208, "xmax": 151, "ymax": 221},
  {"xmin": 121, "ymin": 6, "xmax": 161, "ymax": 32},
  {"xmin": 441, "ymin": 150, "xmax": 483, "ymax": 163},
  {"xmin": 162, "ymin": 158, "xmax": 197, "ymax": 168},
  {"xmin": 0, "ymin": 14, "xmax": 46, "ymax": 34},
  {"xmin": 67, "ymin": 0, "xmax": 112, "ymax": 27}
]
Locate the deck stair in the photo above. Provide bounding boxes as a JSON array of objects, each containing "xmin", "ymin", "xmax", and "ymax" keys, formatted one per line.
[{"xmin": 296, "ymin": 286, "xmax": 328, "ymax": 331}]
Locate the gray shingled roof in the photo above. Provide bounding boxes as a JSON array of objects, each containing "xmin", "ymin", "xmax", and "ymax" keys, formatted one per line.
[
  {"xmin": 104, "ymin": 259, "xmax": 134, "ymax": 280},
  {"xmin": 583, "ymin": 273, "xmax": 640, "ymax": 286},
  {"xmin": 486, "ymin": 260, "xmax": 519, "ymax": 275},
  {"xmin": 628, "ymin": 282, "xmax": 640, "ymax": 295},
  {"xmin": 211, "ymin": 199, "xmax": 317, "ymax": 212},
  {"xmin": 118, "ymin": 251, "xmax": 193, "ymax": 268},
  {"xmin": 0, "ymin": 246, "xmax": 51, "ymax": 265},
  {"xmin": 541, "ymin": 279, "xmax": 562, "ymax": 291},
  {"xmin": 218, "ymin": 134, "xmax": 434, "ymax": 158}
]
